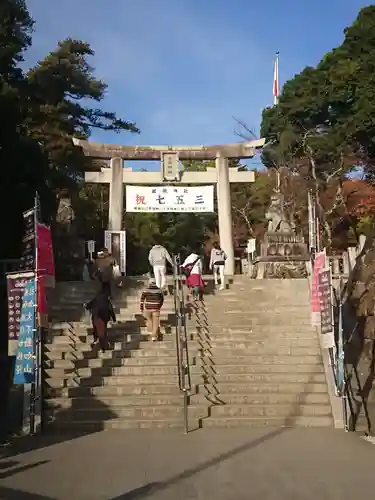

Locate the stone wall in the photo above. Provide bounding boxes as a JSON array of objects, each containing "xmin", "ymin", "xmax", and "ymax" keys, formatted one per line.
[{"xmin": 342, "ymin": 232, "xmax": 375, "ymax": 434}]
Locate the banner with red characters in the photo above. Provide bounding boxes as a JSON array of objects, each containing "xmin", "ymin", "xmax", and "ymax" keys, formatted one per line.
[
  {"xmin": 311, "ymin": 250, "xmax": 326, "ymax": 326},
  {"xmin": 36, "ymin": 223, "xmax": 55, "ymax": 288}
]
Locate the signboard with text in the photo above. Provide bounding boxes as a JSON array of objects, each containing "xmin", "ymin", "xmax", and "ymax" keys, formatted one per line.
[
  {"xmin": 14, "ymin": 278, "xmax": 36, "ymax": 385},
  {"xmin": 318, "ymin": 268, "xmax": 335, "ymax": 348},
  {"xmin": 311, "ymin": 250, "xmax": 326, "ymax": 325},
  {"xmin": 20, "ymin": 208, "xmax": 35, "ymax": 271},
  {"xmin": 7, "ymin": 271, "xmax": 35, "ymax": 353},
  {"xmin": 126, "ymin": 185, "xmax": 214, "ymax": 213},
  {"xmin": 104, "ymin": 230, "xmax": 126, "ymax": 274}
]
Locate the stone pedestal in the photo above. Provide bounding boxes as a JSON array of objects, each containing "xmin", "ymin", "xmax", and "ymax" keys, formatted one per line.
[{"xmin": 254, "ymin": 232, "xmax": 309, "ymax": 279}]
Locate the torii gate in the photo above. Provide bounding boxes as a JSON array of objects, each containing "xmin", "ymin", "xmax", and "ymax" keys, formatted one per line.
[{"xmin": 73, "ymin": 138, "xmax": 265, "ymax": 276}]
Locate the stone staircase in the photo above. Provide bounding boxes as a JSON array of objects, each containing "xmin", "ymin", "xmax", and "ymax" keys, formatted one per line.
[
  {"xmin": 189, "ymin": 277, "xmax": 333, "ymax": 428},
  {"xmin": 43, "ymin": 277, "xmax": 333, "ymax": 431},
  {"xmin": 44, "ymin": 279, "xmax": 203, "ymax": 430}
]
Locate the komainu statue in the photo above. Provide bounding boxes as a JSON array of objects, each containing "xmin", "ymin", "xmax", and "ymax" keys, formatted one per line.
[{"xmin": 265, "ymin": 193, "xmax": 292, "ymax": 233}]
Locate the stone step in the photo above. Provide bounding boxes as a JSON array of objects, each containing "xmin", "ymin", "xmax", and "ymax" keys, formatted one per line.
[
  {"xmin": 197, "ymin": 355, "xmax": 322, "ymax": 365},
  {"xmin": 194, "ymin": 321, "xmax": 313, "ymax": 330},
  {"xmin": 45, "ymin": 405, "xmax": 205, "ymax": 420},
  {"xmin": 55, "ymin": 292, "xmax": 176, "ymax": 300},
  {"xmin": 47, "ymin": 372, "xmax": 327, "ymax": 389},
  {"xmin": 44, "ymin": 419, "xmax": 187, "ymax": 431},
  {"xmin": 200, "ymin": 416, "xmax": 333, "ymax": 428},
  {"xmin": 45, "ymin": 394, "xmax": 194, "ymax": 409},
  {"xmin": 207, "ymin": 392, "xmax": 330, "ymax": 405},
  {"xmin": 48, "ymin": 333, "xmax": 318, "ymax": 348},
  {"xmin": 208, "ymin": 364, "xmax": 324, "ymax": 375},
  {"xmin": 206, "ymin": 318, "xmax": 313, "ymax": 326},
  {"xmin": 197, "ymin": 336, "xmax": 319, "ymax": 347},
  {"xmin": 208, "ymin": 404, "xmax": 331, "ymax": 418},
  {"xmin": 48, "ymin": 326, "xmax": 176, "ymax": 339},
  {"xmin": 45, "ymin": 364, "xmax": 182, "ymax": 378},
  {"xmin": 199, "ymin": 300, "xmax": 311, "ymax": 307},
  {"xmin": 44, "ymin": 347, "xmax": 187, "ymax": 360},
  {"xmin": 207, "ymin": 343, "xmax": 320, "ymax": 355},
  {"xmin": 46, "ymin": 383, "xmax": 191, "ymax": 399},
  {"xmin": 49, "ymin": 310, "xmax": 177, "ymax": 320},
  {"xmin": 46, "ymin": 355, "xmax": 184, "ymax": 369},
  {"xmin": 45, "ymin": 374, "xmax": 186, "ymax": 388},
  {"xmin": 47, "ymin": 332, "xmax": 175, "ymax": 346},
  {"xmin": 212, "ymin": 373, "xmax": 326, "ymax": 384},
  {"xmin": 44, "ymin": 339, "xmax": 176, "ymax": 354},
  {"xmin": 200, "ymin": 350, "xmax": 322, "ymax": 367},
  {"xmin": 50, "ymin": 304, "xmax": 177, "ymax": 314},
  {"xmin": 200, "ymin": 327, "xmax": 316, "ymax": 335},
  {"xmin": 45, "ymin": 341, "xmax": 320, "ymax": 357},
  {"xmin": 205, "ymin": 382, "xmax": 328, "ymax": 394}
]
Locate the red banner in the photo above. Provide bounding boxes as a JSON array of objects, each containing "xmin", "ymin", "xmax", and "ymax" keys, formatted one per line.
[
  {"xmin": 311, "ymin": 250, "xmax": 326, "ymax": 314},
  {"xmin": 36, "ymin": 223, "xmax": 55, "ymax": 287}
]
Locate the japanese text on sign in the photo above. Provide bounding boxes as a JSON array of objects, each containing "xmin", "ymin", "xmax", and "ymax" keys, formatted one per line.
[
  {"xmin": 126, "ymin": 185, "xmax": 214, "ymax": 213},
  {"xmin": 318, "ymin": 268, "xmax": 335, "ymax": 349},
  {"xmin": 7, "ymin": 271, "xmax": 35, "ymax": 343},
  {"xmin": 14, "ymin": 278, "xmax": 36, "ymax": 385}
]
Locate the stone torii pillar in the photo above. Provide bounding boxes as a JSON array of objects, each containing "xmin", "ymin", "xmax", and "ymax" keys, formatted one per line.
[
  {"xmin": 108, "ymin": 157, "xmax": 123, "ymax": 231},
  {"xmin": 73, "ymin": 138, "xmax": 265, "ymax": 276},
  {"xmin": 216, "ymin": 153, "xmax": 235, "ymax": 275}
]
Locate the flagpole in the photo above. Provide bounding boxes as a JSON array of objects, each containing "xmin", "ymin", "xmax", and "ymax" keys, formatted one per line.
[
  {"xmin": 273, "ymin": 51, "xmax": 279, "ymax": 106},
  {"xmin": 273, "ymin": 52, "xmax": 280, "ymax": 193}
]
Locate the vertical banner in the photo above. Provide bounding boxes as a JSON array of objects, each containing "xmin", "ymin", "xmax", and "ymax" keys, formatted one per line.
[
  {"xmin": 36, "ymin": 223, "xmax": 55, "ymax": 288},
  {"xmin": 104, "ymin": 230, "xmax": 126, "ymax": 274},
  {"xmin": 311, "ymin": 250, "xmax": 326, "ymax": 325},
  {"xmin": 14, "ymin": 278, "xmax": 36, "ymax": 385},
  {"xmin": 36, "ymin": 222, "xmax": 54, "ymax": 327},
  {"xmin": 7, "ymin": 271, "xmax": 35, "ymax": 355},
  {"xmin": 318, "ymin": 269, "xmax": 335, "ymax": 348},
  {"xmin": 19, "ymin": 208, "xmax": 35, "ymax": 271}
]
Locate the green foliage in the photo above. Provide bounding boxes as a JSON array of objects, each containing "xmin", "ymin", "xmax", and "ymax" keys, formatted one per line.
[
  {"xmin": 0, "ymin": 0, "xmax": 273, "ymax": 272},
  {"xmin": 261, "ymin": 6, "xmax": 375, "ymax": 177},
  {"xmin": 0, "ymin": 1, "xmax": 139, "ymax": 259},
  {"xmin": 259, "ymin": 6, "xmax": 375, "ymax": 246},
  {"xmin": 26, "ymin": 38, "xmax": 139, "ymax": 195},
  {"xmin": 231, "ymin": 171, "xmax": 273, "ymax": 237}
]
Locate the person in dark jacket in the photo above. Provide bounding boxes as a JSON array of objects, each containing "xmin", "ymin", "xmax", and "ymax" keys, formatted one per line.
[{"xmin": 84, "ymin": 288, "xmax": 116, "ymax": 352}]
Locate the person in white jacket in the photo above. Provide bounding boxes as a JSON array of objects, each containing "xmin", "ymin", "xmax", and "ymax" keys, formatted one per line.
[
  {"xmin": 148, "ymin": 242, "xmax": 173, "ymax": 290},
  {"xmin": 181, "ymin": 252, "xmax": 204, "ymax": 300},
  {"xmin": 209, "ymin": 242, "xmax": 227, "ymax": 290}
]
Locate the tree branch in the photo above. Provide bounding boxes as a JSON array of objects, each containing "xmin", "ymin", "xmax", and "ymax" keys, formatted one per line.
[
  {"xmin": 232, "ymin": 117, "xmax": 258, "ymax": 141},
  {"xmin": 232, "ymin": 205, "xmax": 253, "ymax": 234}
]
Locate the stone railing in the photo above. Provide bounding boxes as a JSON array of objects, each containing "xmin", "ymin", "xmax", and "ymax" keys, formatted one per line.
[{"xmin": 327, "ymin": 235, "xmax": 366, "ymax": 280}]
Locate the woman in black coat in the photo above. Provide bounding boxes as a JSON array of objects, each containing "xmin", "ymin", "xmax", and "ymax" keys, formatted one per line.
[{"xmin": 84, "ymin": 287, "xmax": 116, "ymax": 352}]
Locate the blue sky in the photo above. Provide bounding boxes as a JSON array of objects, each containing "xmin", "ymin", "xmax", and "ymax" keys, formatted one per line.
[{"xmin": 24, "ymin": 0, "xmax": 370, "ymax": 170}]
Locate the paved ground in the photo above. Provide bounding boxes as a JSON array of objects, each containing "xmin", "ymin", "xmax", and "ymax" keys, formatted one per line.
[{"xmin": 0, "ymin": 428, "xmax": 374, "ymax": 500}]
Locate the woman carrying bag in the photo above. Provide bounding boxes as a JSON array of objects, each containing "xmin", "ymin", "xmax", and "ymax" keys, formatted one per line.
[{"xmin": 181, "ymin": 252, "xmax": 205, "ymax": 301}]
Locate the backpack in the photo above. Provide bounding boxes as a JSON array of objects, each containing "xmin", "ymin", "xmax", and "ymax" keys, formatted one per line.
[{"xmin": 181, "ymin": 257, "xmax": 200, "ymax": 277}]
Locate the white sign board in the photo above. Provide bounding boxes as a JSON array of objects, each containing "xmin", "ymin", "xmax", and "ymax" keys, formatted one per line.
[
  {"xmin": 87, "ymin": 240, "xmax": 95, "ymax": 256},
  {"xmin": 246, "ymin": 238, "xmax": 256, "ymax": 254},
  {"xmin": 126, "ymin": 185, "xmax": 214, "ymax": 213},
  {"xmin": 104, "ymin": 230, "xmax": 126, "ymax": 274}
]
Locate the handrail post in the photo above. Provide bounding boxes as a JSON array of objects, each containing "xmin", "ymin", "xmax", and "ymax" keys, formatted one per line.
[{"xmin": 172, "ymin": 254, "xmax": 191, "ymax": 434}]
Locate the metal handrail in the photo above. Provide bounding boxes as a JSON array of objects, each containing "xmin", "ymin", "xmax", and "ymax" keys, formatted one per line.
[
  {"xmin": 331, "ymin": 277, "xmax": 353, "ymax": 431},
  {"xmin": 172, "ymin": 254, "xmax": 191, "ymax": 434}
]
